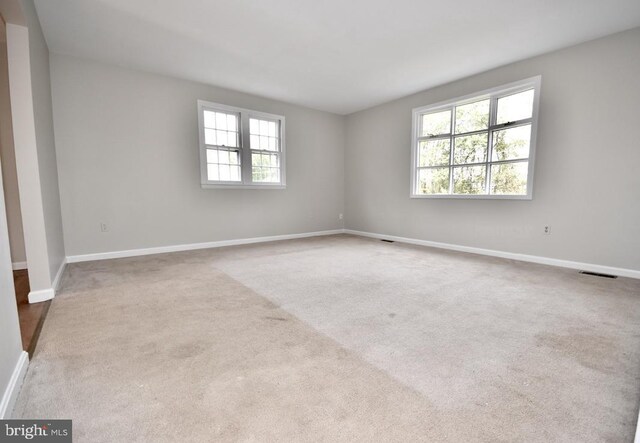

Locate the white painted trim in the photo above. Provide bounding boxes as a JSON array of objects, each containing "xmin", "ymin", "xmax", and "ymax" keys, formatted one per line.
[
  {"xmin": 11, "ymin": 261, "xmax": 27, "ymax": 270},
  {"xmin": 64, "ymin": 228, "xmax": 640, "ymax": 279},
  {"xmin": 7, "ymin": 23, "xmax": 54, "ymax": 297},
  {"xmin": 52, "ymin": 258, "xmax": 67, "ymax": 292},
  {"xmin": 28, "ymin": 288, "xmax": 54, "ymax": 303},
  {"xmin": 66, "ymin": 230, "xmax": 344, "ymax": 263},
  {"xmin": 345, "ymin": 229, "xmax": 640, "ymax": 279},
  {"xmin": 197, "ymin": 100, "xmax": 286, "ymax": 189},
  {"xmin": 0, "ymin": 351, "xmax": 28, "ymax": 419},
  {"xmin": 25, "ymin": 260, "xmax": 66, "ymax": 303},
  {"xmin": 410, "ymin": 75, "xmax": 541, "ymax": 200}
]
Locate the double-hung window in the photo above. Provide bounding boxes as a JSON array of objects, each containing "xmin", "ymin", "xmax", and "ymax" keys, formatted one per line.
[
  {"xmin": 198, "ymin": 100, "xmax": 286, "ymax": 188},
  {"xmin": 411, "ymin": 76, "xmax": 541, "ymax": 199}
]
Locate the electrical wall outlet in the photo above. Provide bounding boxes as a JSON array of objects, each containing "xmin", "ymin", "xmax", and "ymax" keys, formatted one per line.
[
  {"xmin": 338, "ymin": 213, "xmax": 343, "ymax": 220},
  {"xmin": 100, "ymin": 222, "xmax": 108, "ymax": 232},
  {"xmin": 544, "ymin": 225, "xmax": 551, "ymax": 235}
]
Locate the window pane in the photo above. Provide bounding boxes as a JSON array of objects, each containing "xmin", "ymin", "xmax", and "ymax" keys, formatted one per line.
[
  {"xmin": 206, "ymin": 148, "xmax": 241, "ymax": 182},
  {"xmin": 252, "ymin": 167, "xmax": 263, "ymax": 182},
  {"xmin": 215, "ymin": 112, "xmax": 227, "ymax": 130},
  {"xmin": 492, "ymin": 125, "xmax": 531, "ymax": 161},
  {"xmin": 204, "ymin": 110, "xmax": 238, "ymax": 136},
  {"xmin": 497, "ymin": 89, "xmax": 534, "ymax": 124},
  {"xmin": 204, "ymin": 128, "xmax": 216, "ymax": 145},
  {"xmin": 206, "ymin": 149, "xmax": 218, "ymax": 164},
  {"xmin": 455, "ymin": 99, "xmax": 489, "ymax": 134},
  {"xmin": 454, "ymin": 133, "xmax": 487, "ymax": 165},
  {"xmin": 216, "ymin": 130, "xmax": 227, "ymax": 147},
  {"xmin": 230, "ymin": 165, "xmax": 241, "ymax": 181},
  {"xmin": 418, "ymin": 139, "xmax": 450, "ymax": 167},
  {"xmin": 453, "ymin": 165, "xmax": 486, "ymax": 194},
  {"xmin": 203, "ymin": 111, "xmax": 216, "ymax": 129},
  {"xmin": 207, "ymin": 149, "xmax": 240, "ymax": 165},
  {"xmin": 226, "ymin": 131, "xmax": 238, "ymax": 148},
  {"xmin": 252, "ymin": 152, "xmax": 279, "ymax": 167},
  {"xmin": 205, "ymin": 127, "xmax": 239, "ymax": 148},
  {"xmin": 207, "ymin": 164, "xmax": 219, "ymax": 181},
  {"xmin": 219, "ymin": 165, "xmax": 230, "ymax": 181},
  {"xmin": 417, "ymin": 167, "xmax": 449, "ymax": 195},
  {"xmin": 250, "ymin": 118, "xmax": 259, "ymax": 134},
  {"xmin": 227, "ymin": 114, "xmax": 237, "ymax": 131},
  {"xmin": 260, "ymin": 120, "xmax": 269, "ymax": 135},
  {"xmin": 250, "ymin": 118, "xmax": 279, "ymax": 152},
  {"xmin": 421, "ymin": 110, "xmax": 451, "ymax": 136},
  {"xmin": 491, "ymin": 162, "xmax": 528, "ymax": 195},
  {"xmin": 252, "ymin": 167, "xmax": 280, "ymax": 183}
]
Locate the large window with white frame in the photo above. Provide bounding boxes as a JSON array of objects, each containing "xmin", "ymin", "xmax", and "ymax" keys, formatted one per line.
[
  {"xmin": 411, "ymin": 76, "xmax": 540, "ymax": 199},
  {"xmin": 198, "ymin": 100, "xmax": 286, "ymax": 188}
]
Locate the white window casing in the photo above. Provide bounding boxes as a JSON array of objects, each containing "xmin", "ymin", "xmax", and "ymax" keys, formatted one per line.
[
  {"xmin": 410, "ymin": 76, "xmax": 541, "ymax": 199},
  {"xmin": 197, "ymin": 100, "xmax": 286, "ymax": 189}
]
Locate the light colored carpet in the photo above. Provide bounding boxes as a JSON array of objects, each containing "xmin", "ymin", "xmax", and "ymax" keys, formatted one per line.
[{"xmin": 14, "ymin": 234, "xmax": 640, "ymax": 442}]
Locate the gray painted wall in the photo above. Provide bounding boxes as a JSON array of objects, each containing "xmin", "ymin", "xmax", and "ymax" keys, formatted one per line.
[
  {"xmin": 22, "ymin": 0, "xmax": 64, "ymax": 283},
  {"xmin": 0, "ymin": 155, "xmax": 22, "ymax": 416},
  {"xmin": 345, "ymin": 28, "xmax": 640, "ymax": 271},
  {"xmin": 50, "ymin": 28, "xmax": 640, "ymax": 271},
  {"xmin": 0, "ymin": 28, "xmax": 25, "ymax": 265},
  {"xmin": 50, "ymin": 55, "xmax": 345, "ymax": 256},
  {"xmin": 0, "ymin": 18, "xmax": 23, "ymax": 418}
]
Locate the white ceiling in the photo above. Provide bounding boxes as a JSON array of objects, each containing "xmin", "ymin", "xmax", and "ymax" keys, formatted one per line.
[{"xmin": 34, "ymin": 0, "xmax": 640, "ymax": 114}]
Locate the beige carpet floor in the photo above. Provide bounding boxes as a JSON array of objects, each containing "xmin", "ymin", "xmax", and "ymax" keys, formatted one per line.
[{"xmin": 14, "ymin": 234, "xmax": 640, "ymax": 442}]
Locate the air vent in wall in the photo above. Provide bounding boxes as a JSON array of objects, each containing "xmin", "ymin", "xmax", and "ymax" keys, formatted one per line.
[{"xmin": 579, "ymin": 271, "xmax": 617, "ymax": 279}]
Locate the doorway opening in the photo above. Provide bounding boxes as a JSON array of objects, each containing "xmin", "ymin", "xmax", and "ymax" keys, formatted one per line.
[{"xmin": 0, "ymin": 15, "xmax": 49, "ymax": 357}]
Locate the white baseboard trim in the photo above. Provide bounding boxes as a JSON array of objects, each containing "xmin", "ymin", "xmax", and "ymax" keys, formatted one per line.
[
  {"xmin": 345, "ymin": 229, "xmax": 640, "ymax": 279},
  {"xmin": 66, "ymin": 229, "xmax": 345, "ymax": 263},
  {"xmin": 28, "ymin": 288, "xmax": 54, "ymax": 303},
  {"xmin": 26, "ymin": 259, "xmax": 67, "ymax": 304},
  {"xmin": 0, "ymin": 350, "xmax": 28, "ymax": 419},
  {"xmin": 63, "ymin": 227, "xmax": 639, "ymax": 278},
  {"xmin": 11, "ymin": 261, "xmax": 27, "ymax": 270},
  {"xmin": 52, "ymin": 258, "xmax": 67, "ymax": 292}
]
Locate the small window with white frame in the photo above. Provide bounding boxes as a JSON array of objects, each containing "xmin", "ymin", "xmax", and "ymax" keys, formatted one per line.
[
  {"xmin": 411, "ymin": 76, "xmax": 541, "ymax": 199},
  {"xmin": 198, "ymin": 100, "xmax": 286, "ymax": 188}
]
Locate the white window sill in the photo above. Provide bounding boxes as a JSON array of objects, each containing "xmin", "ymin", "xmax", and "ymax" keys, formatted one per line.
[
  {"xmin": 201, "ymin": 183, "xmax": 286, "ymax": 190},
  {"xmin": 410, "ymin": 193, "xmax": 531, "ymax": 200}
]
